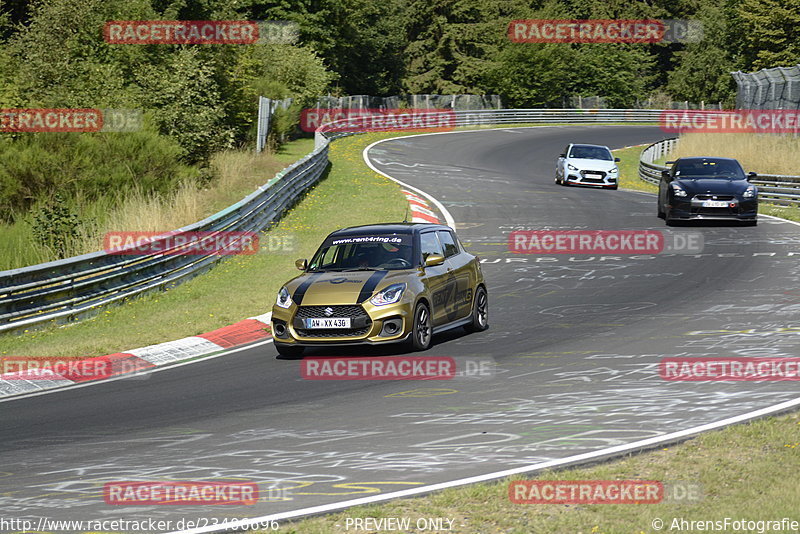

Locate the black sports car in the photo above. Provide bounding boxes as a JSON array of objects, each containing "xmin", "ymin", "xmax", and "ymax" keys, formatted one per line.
[{"xmin": 657, "ymin": 157, "xmax": 758, "ymax": 226}]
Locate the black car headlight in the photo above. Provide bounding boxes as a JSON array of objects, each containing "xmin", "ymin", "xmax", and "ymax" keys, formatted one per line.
[
  {"xmin": 743, "ymin": 186, "xmax": 757, "ymax": 199},
  {"xmin": 671, "ymin": 184, "xmax": 688, "ymax": 198},
  {"xmin": 276, "ymin": 286, "xmax": 293, "ymax": 308},
  {"xmin": 370, "ymin": 283, "xmax": 406, "ymax": 306},
  {"xmin": 567, "ymin": 163, "xmax": 578, "ymax": 171}
]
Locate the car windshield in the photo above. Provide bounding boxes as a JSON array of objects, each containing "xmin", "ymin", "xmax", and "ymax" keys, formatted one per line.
[
  {"xmin": 308, "ymin": 234, "xmax": 415, "ymax": 271},
  {"xmin": 674, "ymin": 160, "xmax": 745, "ymax": 179},
  {"xmin": 569, "ymin": 146, "xmax": 613, "ymax": 160}
]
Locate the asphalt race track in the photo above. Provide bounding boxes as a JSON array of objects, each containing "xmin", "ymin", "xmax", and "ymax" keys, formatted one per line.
[{"xmin": 2, "ymin": 125, "xmax": 800, "ymax": 531}]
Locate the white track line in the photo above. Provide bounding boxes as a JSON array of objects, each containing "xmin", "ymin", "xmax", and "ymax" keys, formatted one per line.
[
  {"xmin": 363, "ymin": 139, "xmax": 455, "ymax": 228},
  {"xmin": 169, "ymin": 128, "xmax": 800, "ymax": 534},
  {"xmin": 171, "ymin": 395, "xmax": 800, "ymax": 534}
]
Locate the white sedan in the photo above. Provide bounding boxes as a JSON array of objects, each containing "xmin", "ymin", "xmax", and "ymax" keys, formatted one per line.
[{"xmin": 555, "ymin": 143, "xmax": 620, "ymax": 189}]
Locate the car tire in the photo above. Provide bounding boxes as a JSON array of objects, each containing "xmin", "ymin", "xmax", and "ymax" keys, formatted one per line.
[
  {"xmin": 275, "ymin": 343, "xmax": 304, "ymax": 359},
  {"xmin": 743, "ymin": 220, "xmax": 758, "ymax": 226},
  {"xmin": 657, "ymin": 202, "xmax": 665, "ymax": 219},
  {"xmin": 464, "ymin": 286, "xmax": 489, "ymax": 333},
  {"xmin": 407, "ymin": 302, "xmax": 432, "ymax": 351},
  {"xmin": 610, "ymin": 185, "xmax": 618, "ymax": 190}
]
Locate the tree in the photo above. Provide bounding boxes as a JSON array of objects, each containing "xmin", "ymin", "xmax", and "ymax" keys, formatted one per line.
[
  {"xmin": 735, "ymin": 0, "xmax": 800, "ymax": 70},
  {"xmin": 667, "ymin": 4, "xmax": 738, "ymax": 106},
  {"xmin": 401, "ymin": 0, "xmax": 527, "ymax": 94}
]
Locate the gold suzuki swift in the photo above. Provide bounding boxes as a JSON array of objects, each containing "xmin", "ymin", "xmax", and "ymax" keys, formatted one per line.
[{"xmin": 271, "ymin": 223, "xmax": 488, "ymax": 357}]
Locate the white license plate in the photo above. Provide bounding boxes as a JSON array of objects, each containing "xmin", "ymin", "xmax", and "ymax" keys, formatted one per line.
[
  {"xmin": 305, "ymin": 317, "xmax": 351, "ymax": 329},
  {"xmin": 584, "ymin": 173, "xmax": 602, "ymax": 179},
  {"xmin": 702, "ymin": 200, "xmax": 729, "ymax": 208}
]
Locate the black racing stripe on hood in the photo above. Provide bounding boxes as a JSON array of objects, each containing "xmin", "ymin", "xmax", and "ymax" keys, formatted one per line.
[
  {"xmin": 292, "ymin": 272, "xmax": 323, "ymax": 305},
  {"xmin": 357, "ymin": 270, "xmax": 389, "ymax": 304}
]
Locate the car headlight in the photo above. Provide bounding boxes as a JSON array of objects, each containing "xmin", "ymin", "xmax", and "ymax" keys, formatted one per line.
[
  {"xmin": 370, "ymin": 283, "xmax": 406, "ymax": 306},
  {"xmin": 567, "ymin": 164, "xmax": 578, "ymax": 171},
  {"xmin": 608, "ymin": 166, "xmax": 619, "ymax": 174},
  {"xmin": 743, "ymin": 186, "xmax": 756, "ymax": 198},
  {"xmin": 671, "ymin": 184, "xmax": 687, "ymax": 197},
  {"xmin": 276, "ymin": 286, "xmax": 293, "ymax": 308}
]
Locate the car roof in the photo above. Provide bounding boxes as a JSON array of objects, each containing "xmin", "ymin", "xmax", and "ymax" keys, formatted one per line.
[
  {"xmin": 329, "ymin": 222, "xmax": 451, "ymax": 237},
  {"xmin": 675, "ymin": 157, "xmax": 741, "ymax": 164},
  {"xmin": 570, "ymin": 143, "xmax": 610, "ymax": 150}
]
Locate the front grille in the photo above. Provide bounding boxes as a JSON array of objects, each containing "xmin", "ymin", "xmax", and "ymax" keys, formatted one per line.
[
  {"xmin": 695, "ymin": 194, "xmax": 734, "ymax": 201},
  {"xmin": 295, "ymin": 305, "xmax": 365, "ymax": 319},
  {"xmin": 294, "ymin": 305, "xmax": 372, "ymax": 339},
  {"xmin": 580, "ymin": 170, "xmax": 607, "ymax": 183},
  {"xmin": 296, "ymin": 327, "xmax": 371, "ymax": 338}
]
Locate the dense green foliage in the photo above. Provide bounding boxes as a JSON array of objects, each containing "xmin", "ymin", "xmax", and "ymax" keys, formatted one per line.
[
  {"xmin": 0, "ymin": 129, "xmax": 198, "ymax": 220},
  {"xmin": 0, "ymin": 0, "xmax": 797, "ymax": 227}
]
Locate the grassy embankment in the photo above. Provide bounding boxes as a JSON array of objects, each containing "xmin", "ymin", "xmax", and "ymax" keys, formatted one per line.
[{"xmin": 0, "ymin": 134, "xmax": 407, "ymax": 358}]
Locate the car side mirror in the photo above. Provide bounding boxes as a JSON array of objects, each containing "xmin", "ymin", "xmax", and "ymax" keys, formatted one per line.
[
  {"xmin": 661, "ymin": 170, "xmax": 671, "ymax": 179},
  {"xmin": 665, "ymin": 161, "xmax": 675, "ymax": 165},
  {"xmin": 614, "ymin": 157, "xmax": 620, "ymax": 162},
  {"xmin": 559, "ymin": 153, "xmax": 566, "ymax": 158},
  {"xmin": 295, "ymin": 258, "xmax": 308, "ymax": 271},
  {"xmin": 424, "ymin": 254, "xmax": 445, "ymax": 267},
  {"xmin": 748, "ymin": 171, "xmax": 757, "ymax": 180}
]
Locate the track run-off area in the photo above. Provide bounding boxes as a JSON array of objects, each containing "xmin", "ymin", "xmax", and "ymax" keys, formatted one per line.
[{"xmin": 1, "ymin": 125, "xmax": 799, "ymax": 531}]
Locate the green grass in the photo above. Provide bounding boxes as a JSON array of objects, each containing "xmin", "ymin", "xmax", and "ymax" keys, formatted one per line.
[
  {"xmin": 614, "ymin": 144, "xmax": 658, "ymax": 194},
  {"xmin": 266, "ymin": 412, "xmax": 800, "ymax": 534},
  {"xmin": 0, "ymin": 134, "xmax": 406, "ymax": 358},
  {"xmin": 614, "ymin": 145, "xmax": 800, "ymax": 223},
  {"xmin": 0, "ymin": 221, "xmax": 48, "ymax": 270}
]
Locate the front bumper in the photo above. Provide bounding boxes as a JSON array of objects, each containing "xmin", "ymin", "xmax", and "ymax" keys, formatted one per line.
[
  {"xmin": 566, "ymin": 169, "xmax": 617, "ymax": 187},
  {"xmin": 271, "ymin": 299, "xmax": 414, "ymax": 346},
  {"xmin": 668, "ymin": 197, "xmax": 758, "ymax": 221}
]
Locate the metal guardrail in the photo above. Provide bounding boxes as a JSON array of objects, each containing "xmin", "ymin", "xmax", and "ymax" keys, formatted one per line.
[
  {"xmin": 315, "ymin": 108, "xmax": 665, "ymax": 148},
  {"xmin": 638, "ymin": 138, "xmax": 680, "ymax": 184},
  {"xmin": 0, "ymin": 108, "xmax": 667, "ymax": 335},
  {"xmin": 638, "ymin": 138, "xmax": 800, "ymax": 206},
  {"xmin": 0, "ymin": 145, "xmax": 329, "ymax": 334}
]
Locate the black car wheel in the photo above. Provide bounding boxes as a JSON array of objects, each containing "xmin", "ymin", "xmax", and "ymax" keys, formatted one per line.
[
  {"xmin": 657, "ymin": 201, "xmax": 665, "ymax": 219},
  {"xmin": 465, "ymin": 286, "xmax": 489, "ymax": 333},
  {"xmin": 408, "ymin": 302, "xmax": 432, "ymax": 351},
  {"xmin": 275, "ymin": 343, "xmax": 304, "ymax": 359}
]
